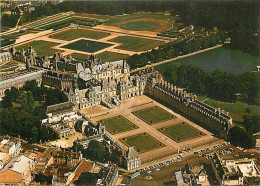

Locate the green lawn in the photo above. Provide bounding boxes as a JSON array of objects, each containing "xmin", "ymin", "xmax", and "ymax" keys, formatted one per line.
[
  {"xmin": 104, "ymin": 12, "xmax": 175, "ymax": 32},
  {"xmin": 97, "ymin": 51, "xmax": 128, "ymax": 62},
  {"xmin": 132, "ymin": 106, "xmax": 175, "ymax": 124},
  {"xmin": 71, "ymin": 51, "xmax": 127, "ymax": 62},
  {"xmin": 109, "ymin": 36, "xmax": 164, "ymax": 52},
  {"xmin": 62, "ymin": 39, "xmax": 113, "ymax": 53},
  {"xmin": 16, "ymin": 40, "xmax": 60, "ymax": 56},
  {"xmin": 50, "ymin": 28, "xmax": 110, "ymax": 41},
  {"xmin": 158, "ymin": 123, "xmax": 204, "ymax": 142},
  {"xmin": 121, "ymin": 21, "xmax": 160, "ymax": 31},
  {"xmin": 71, "ymin": 53, "xmax": 89, "ymax": 61},
  {"xmin": 120, "ymin": 133, "xmax": 164, "ymax": 153},
  {"xmin": 100, "ymin": 115, "xmax": 138, "ymax": 134},
  {"xmin": 197, "ymin": 95, "xmax": 260, "ymax": 124}
]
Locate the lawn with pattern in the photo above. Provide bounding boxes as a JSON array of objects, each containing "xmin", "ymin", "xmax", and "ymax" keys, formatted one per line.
[
  {"xmin": 100, "ymin": 115, "xmax": 138, "ymax": 134},
  {"xmin": 132, "ymin": 106, "xmax": 175, "ymax": 124},
  {"xmin": 120, "ymin": 133, "xmax": 164, "ymax": 153}
]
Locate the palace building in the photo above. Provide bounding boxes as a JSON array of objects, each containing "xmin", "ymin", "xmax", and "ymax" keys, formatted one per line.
[{"xmin": 66, "ymin": 57, "xmax": 149, "ymax": 109}]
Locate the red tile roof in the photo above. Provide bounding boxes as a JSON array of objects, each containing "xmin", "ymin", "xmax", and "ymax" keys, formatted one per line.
[{"xmin": 71, "ymin": 160, "xmax": 94, "ymax": 184}]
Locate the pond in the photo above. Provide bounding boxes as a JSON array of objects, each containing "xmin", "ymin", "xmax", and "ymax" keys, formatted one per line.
[{"xmin": 155, "ymin": 47, "xmax": 260, "ymax": 74}]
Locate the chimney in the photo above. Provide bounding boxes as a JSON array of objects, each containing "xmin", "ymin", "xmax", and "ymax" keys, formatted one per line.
[
  {"xmin": 168, "ymin": 83, "xmax": 170, "ymax": 89},
  {"xmin": 171, "ymin": 84, "xmax": 174, "ymax": 91},
  {"xmin": 226, "ymin": 112, "xmax": 229, "ymax": 116},
  {"xmin": 159, "ymin": 74, "xmax": 162, "ymax": 82},
  {"xmin": 194, "ymin": 95, "xmax": 197, "ymax": 100}
]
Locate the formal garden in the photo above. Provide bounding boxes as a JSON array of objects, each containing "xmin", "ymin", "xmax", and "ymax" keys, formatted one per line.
[
  {"xmin": 158, "ymin": 122, "xmax": 205, "ymax": 142},
  {"xmin": 119, "ymin": 132, "xmax": 165, "ymax": 153},
  {"xmin": 132, "ymin": 106, "xmax": 175, "ymax": 124},
  {"xmin": 99, "ymin": 115, "xmax": 138, "ymax": 134}
]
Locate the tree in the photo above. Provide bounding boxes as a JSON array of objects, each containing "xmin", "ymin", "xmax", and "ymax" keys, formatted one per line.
[
  {"xmin": 86, "ymin": 140, "xmax": 108, "ymax": 162},
  {"xmin": 74, "ymin": 172, "xmax": 101, "ymax": 185},
  {"xmin": 228, "ymin": 126, "xmax": 256, "ymax": 149},
  {"xmin": 34, "ymin": 173, "xmax": 52, "ymax": 185},
  {"xmin": 243, "ymin": 115, "xmax": 260, "ymax": 134}
]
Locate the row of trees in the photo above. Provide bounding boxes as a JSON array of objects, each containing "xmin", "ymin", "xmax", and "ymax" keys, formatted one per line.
[
  {"xmin": 163, "ymin": 63, "xmax": 259, "ymax": 105},
  {"xmin": 127, "ymin": 32, "xmax": 227, "ymax": 69},
  {"xmin": 0, "ymin": 81, "xmax": 67, "ymax": 143}
]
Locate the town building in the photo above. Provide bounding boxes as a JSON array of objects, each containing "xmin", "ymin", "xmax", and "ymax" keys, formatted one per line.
[
  {"xmin": 212, "ymin": 154, "xmax": 260, "ymax": 185},
  {"xmin": 0, "ymin": 138, "xmax": 21, "ymax": 157},
  {"xmin": 0, "ymin": 152, "xmax": 9, "ymax": 169},
  {"xmin": 42, "ymin": 111, "xmax": 83, "ymax": 139},
  {"xmin": 0, "ymin": 52, "xmax": 12, "ymax": 63},
  {"xmin": 97, "ymin": 164, "xmax": 119, "ymax": 186},
  {"xmin": 35, "ymin": 147, "xmax": 56, "ymax": 172},
  {"xmin": 0, "ymin": 155, "xmax": 35, "ymax": 185}
]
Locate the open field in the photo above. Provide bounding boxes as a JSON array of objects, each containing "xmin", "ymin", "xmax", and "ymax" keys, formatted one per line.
[
  {"xmin": 62, "ymin": 39, "xmax": 113, "ymax": 53},
  {"xmin": 100, "ymin": 115, "xmax": 138, "ymax": 134},
  {"xmin": 109, "ymin": 36, "xmax": 163, "ymax": 52},
  {"xmin": 104, "ymin": 12, "xmax": 175, "ymax": 33},
  {"xmin": 50, "ymin": 28, "xmax": 110, "ymax": 41},
  {"xmin": 132, "ymin": 106, "xmax": 175, "ymax": 124},
  {"xmin": 197, "ymin": 95, "xmax": 260, "ymax": 124},
  {"xmin": 119, "ymin": 132, "xmax": 165, "ymax": 153},
  {"xmin": 16, "ymin": 40, "xmax": 60, "ymax": 56},
  {"xmin": 158, "ymin": 123, "xmax": 205, "ymax": 142}
]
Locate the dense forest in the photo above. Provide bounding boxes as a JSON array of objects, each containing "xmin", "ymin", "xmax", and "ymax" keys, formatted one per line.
[
  {"xmin": 0, "ymin": 80, "xmax": 67, "ymax": 143},
  {"xmin": 2, "ymin": 1, "xmax": 258, "ymax": 56},
  {"xmin": 163, "ymin": 63, "xmax": 260, "ymax": 105}
]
